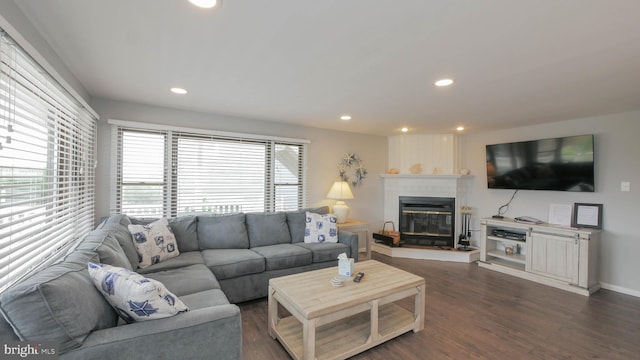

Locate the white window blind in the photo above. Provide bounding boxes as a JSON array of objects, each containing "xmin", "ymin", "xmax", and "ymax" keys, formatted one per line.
[
  {"xmin": 274, "ymin": 143, "xmax": 304, "ymax": 211},
  {"xmin": 0, "ymin": 29, "xmax": 97, "ymax": 292},
  {"xmin": 112, "ymin": 123, "xmax": 306, "ymax": 217},
  {"xmin": 115, "ymin": 129, "xmax": 168, "ymax": 216}
]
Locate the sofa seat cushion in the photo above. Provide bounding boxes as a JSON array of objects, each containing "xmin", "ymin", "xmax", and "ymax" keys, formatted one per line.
[
  {"xmin": 143, "ymin": 264, "xmax": 221, "ymax": 297},
  {"xmin": 73, "ymin": 229, "xmax": 132, "ymax": 270},
  {"xmin": 198, "ymin": 214, "xmax": 249, "ymax": 249},
  {"xmin": 179, "ymin": 289, "xmax": 230, "ymax": 310},
  {"xmin": 136, "ymin": 251, "xmax": 205, "ymax": 274},
  {"xmin": 246, "ymin": 212, "xmax": 291, "ymax": 247},
  {"xmin": 0, "ymin": 251, "xmax": 118, "ymax": 354},
  {"xmin": 294, "ymin": 242, "xmax": 351, "ymax": 263},
  {"xmin": 250, "ymin": 244, "xmax": 312, "ymax": 271},
  {"xmin": 201, "ymin": 249, "xmax": 265, "ymax": 280}
]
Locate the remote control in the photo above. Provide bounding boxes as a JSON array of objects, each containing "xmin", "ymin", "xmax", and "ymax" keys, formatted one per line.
[{"xmin": 353, "ymin": 272, "xmax": 364, "ymax": 283}]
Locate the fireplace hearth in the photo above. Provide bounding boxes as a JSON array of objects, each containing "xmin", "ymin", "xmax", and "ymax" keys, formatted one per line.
[{"xmin": 399, "ymin": 196, "xmax": 455, "ymax": 248}]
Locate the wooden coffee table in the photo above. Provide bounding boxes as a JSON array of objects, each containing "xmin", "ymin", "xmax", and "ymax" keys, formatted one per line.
[{"xmin": 268, "ymin": 260, "xmax": 425, "ymax": 360}]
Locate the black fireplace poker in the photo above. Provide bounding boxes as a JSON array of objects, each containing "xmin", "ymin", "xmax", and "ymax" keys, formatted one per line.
[{"xmin": 458, "ymin": 206, "xmax": 473, "ymax": 251}]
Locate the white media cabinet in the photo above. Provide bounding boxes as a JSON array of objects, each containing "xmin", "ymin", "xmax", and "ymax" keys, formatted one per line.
[{"xmin": 479, "ymin": 217, "xmax": 600, "ymax": 296}]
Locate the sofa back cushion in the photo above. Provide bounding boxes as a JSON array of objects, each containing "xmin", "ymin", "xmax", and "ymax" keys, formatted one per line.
[
  {"xmin": 0, "ymin": 251, "xmax": 118, "ymax": 354},
  {"xmin": 286, "ymin": 206, "xmax": 330, "ymax": 243},
  {"xmin": 73, "ymin": 229, "xmax": 133, "ymax": 270},
  {"xmin": 246, "ymin": 212, "xmax": 291, "ymax": 247},
  {"xmin": 97, "ymin": 215, "xmax": 140, "ymax": 269},
  {"xmin": 197, "ymin": 214, "xmax": 249, "ymax": 249},
  {"xmin": 169, "ymin": 216, "xmax": 199, "ymax": 252}
]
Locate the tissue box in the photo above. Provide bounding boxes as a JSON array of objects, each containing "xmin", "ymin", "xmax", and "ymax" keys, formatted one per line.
[{"xmin": 338, "ymin": 258, "xmax": 354, "ymax": 277}]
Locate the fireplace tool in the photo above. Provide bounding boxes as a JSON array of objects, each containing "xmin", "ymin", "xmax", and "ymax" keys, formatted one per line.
[{"xmin": 457, "ymin": 206, "xmax": 473, "ymax": 251}]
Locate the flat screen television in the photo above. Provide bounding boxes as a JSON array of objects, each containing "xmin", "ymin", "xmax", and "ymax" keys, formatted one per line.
[{"xmin": 486, "ymin": 134, "xmax": 594, "ymax": 192}]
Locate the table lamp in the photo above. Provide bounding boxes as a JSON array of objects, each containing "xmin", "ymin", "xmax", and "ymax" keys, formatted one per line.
[{"xmin": 326, "ymin": 181, "xmax": 354, "ymax": 223}]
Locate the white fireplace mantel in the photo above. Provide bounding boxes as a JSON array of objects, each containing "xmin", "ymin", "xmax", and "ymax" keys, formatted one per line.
[{"xmin": 380, "ymin": 174, "xmax": 472, "ymax": 225}]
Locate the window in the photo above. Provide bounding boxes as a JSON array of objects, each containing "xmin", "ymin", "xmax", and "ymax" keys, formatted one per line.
[
  {"xmin": 0, "ymin": 29, "xmax": 97, "ymax": 292},
  {"xmin": 115, "ymin": 129, "xmax": 167, "ymax": 215},
  {"xmin": 111, "ymin": 121, "xmax": 307, "ymax": 217}
]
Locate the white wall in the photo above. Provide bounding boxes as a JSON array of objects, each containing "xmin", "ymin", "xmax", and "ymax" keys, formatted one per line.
[
  {"xmin": 91, "ymin": 98, "xmax": 388, "ymax": 239},
  {"xmin": 0, "ymin": 0, "xmax": 89, "ymax": 102},
  {"xmin": 461, "ymin": 111, "xmax": 640, "ymax": 295}
]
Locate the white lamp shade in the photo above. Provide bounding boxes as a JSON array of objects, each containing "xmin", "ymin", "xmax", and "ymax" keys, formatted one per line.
[
  {"xmin": 326, "ymin": 181, "xmax": 354, "ymax": 200},
  {"xmin": 327, "ymin": 181, "xmax": 354, "ymax": 224}
]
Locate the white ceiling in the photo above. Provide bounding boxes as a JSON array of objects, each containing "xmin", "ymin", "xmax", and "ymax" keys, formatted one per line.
[{"xmin": 14, "ymin": 0, "xmax": 640, "ymax": 136}]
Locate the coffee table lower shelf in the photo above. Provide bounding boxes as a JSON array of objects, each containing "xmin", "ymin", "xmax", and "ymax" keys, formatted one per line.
[{"xmin": 272, "ymin": 303, "xmax": 415, "ymax": 360}]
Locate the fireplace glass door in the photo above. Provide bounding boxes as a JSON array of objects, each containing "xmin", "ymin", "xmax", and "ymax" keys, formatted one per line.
[{"xmin": 399, "ymin": 196, "xmax": 455, "ymax": 247}]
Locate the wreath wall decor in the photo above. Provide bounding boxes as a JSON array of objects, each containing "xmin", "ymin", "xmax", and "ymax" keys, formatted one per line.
[{"xmin": 338, "ymin": 153, "xmax": 367, "ymax": 188}]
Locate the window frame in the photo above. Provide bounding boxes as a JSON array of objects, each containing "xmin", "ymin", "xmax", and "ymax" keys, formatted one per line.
[{"xmin": 109, "ymin": 119, "xmax": 308, "ymax": 217}]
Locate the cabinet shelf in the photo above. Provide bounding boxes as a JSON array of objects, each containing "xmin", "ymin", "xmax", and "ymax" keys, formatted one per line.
[
  {"xmin": 487, "ymin": 236, "xmax": 525, "ymax": 245},
  {"xmin": 487, "ymin": 250, "xmax": 525, "ymax": 264}
]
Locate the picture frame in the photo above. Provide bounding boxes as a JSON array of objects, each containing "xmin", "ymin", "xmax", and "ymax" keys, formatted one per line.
[
  {"xmin": 548, "ymin": 203, "xmax": 573, "ymax": 227},
  {"xmin": 571, "ymin": 203, "xmax": 603, "ymax": 229}
]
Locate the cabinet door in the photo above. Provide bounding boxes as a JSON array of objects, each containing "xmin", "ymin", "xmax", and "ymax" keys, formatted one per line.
[{"xmin": 530, "ymin": 233, "xmax": 579, "ymax": 284}]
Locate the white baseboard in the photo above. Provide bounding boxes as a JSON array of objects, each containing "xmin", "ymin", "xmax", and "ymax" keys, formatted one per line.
[{"xmin": 600, "ymin": 282, "xmax": 640, "ymax": 298}]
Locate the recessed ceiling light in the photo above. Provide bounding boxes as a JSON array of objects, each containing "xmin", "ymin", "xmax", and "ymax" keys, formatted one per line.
[
  {"xmin": 401, "ymin": 127, "xmax": 409, "ymax": 133},
  {"xmin": 435, "ymin": 79, "xmax": 454, "ymax": 87},
  {"xmin": 340, "ymin": 115, "xmax": 352, "ymax": 121},
  {"xmin": 170, "ymin": 87, "xmax": 188, "ymax": 95},
  {"xmin": 189, "ymin": 0, "xmax": 219, "ymax": 9},
  {"xmin": 456, "ymin": 126, "xmax": 465, "ymax": 131}
]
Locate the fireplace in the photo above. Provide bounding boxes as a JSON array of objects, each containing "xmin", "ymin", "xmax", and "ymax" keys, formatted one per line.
[
  {"xmin": 377, "ymin": 174, "xmax": 478, "ymax": 262},
  {"xmin": 399, "ymin": 196, "xmax": 455, "ymax": 248}
]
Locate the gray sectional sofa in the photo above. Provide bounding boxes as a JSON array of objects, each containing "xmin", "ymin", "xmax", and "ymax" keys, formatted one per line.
[{"xmin": 0, "ymin": 208, "xmax": 358, "ymax": 359}]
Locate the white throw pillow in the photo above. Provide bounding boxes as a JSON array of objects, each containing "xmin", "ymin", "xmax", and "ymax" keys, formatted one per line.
[
  {"xmin": 304, "ymin": 212, "xmax": 338, "ymax": 243},
  {"xmin": 128, "ymin": 218, "xmax": 180, "ymax": 268},
  {"xmin": 87, "ymin": 262, "xmax": 188, "ymax": 323}
]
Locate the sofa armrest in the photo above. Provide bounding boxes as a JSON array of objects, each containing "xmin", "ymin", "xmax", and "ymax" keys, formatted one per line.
[
  {"xmin": 338, "ymin": 230, "xmax": 359, "ymax": 262},
  {"xmin": 61, "ymin": 305, "xmax": 241, "ymax": 360}
]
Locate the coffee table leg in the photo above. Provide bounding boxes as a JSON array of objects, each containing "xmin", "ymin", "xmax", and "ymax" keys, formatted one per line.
[
  {"xmin": 414, "ymin": 284, "xmax": 425, "ymax": 332},
  {"xmin": 370, "ymin": 299, "xmax": 379, "ymax": 343},
  {"xmin": 268, "ymin": 286, "xmax": 277, "ymax": 338},
  {"xmin": 302, "ymin": 318, "xmax": 316, "ymax": 360}
]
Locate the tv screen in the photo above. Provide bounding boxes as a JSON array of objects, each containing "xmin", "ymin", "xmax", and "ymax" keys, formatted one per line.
[{"xmin": 486, "ymin": 134, "xmax": 594, "ymax": 192}]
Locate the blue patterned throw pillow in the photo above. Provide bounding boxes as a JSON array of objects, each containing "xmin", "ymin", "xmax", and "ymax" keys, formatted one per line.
[
  {"xmin": 127, "ymin": 218, "xmax": 180, "ymax": 268},
  {"xmin": 303, "ymin": 212, "xmax": 338, "ymax": 243},
  {"xmin": 87, "ymin": 262, "xmax": 188, "ymax": 323}
]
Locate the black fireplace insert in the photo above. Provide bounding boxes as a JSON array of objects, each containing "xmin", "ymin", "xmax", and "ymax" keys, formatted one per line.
[{"xmin": 399, "ymin": 196, "xmax": 455, "ymax": 248}]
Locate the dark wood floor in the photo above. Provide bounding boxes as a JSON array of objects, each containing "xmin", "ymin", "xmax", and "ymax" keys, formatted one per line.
[{"xmin": 239, "ymin": 253, "xmax": 640, "ymax": 359}]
